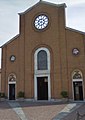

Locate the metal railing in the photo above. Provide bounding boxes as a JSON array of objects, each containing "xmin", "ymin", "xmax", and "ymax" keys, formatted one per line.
[{"xmin": 75, "ymin": 111, "xmax": 85, "ymax": 120}]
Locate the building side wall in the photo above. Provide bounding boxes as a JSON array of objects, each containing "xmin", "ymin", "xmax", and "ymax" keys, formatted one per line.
[
  {"xmin": 1, "ymin": 37, "xmax": 20, "ymax": 97},
  {"xmin": 1, "ymin": 47, "xmax": 6, "ymax": 93},
  {"xmin": 66, "ymin": 29, "xmax": 85, "ymax": 99}
]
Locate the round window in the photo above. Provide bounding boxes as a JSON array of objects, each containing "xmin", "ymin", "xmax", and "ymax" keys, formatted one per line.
[{"xmin": 34, "ymin": 14, "xmax": 49, "ymax": 30}]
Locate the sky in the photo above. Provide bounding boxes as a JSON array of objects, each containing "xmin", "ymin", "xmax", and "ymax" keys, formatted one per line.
[{"xmin": 0, "ymin": 0, "xmax": 85, "ymax": 67}]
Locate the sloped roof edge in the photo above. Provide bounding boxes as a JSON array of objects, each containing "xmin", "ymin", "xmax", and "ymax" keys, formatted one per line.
[
  {"xmin": 0, "ymin": 1, "xmax": 66, "ymax": 49},
  {"xmin": 0, "ymin": 34, "xmax": 20, "ymax": 48},
  {"xmin": 66, "ymin": 27, "xmax": 85, "ymax": 35},
  {"xmin": 1, "ymin": 28, "xmax": 85, "ymax": 48},
  {"xmin": 19, "ymin": 1, "xmax": 66, "ymax": 15}
]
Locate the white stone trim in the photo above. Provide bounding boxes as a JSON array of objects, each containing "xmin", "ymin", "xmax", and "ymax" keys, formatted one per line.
[
  {"xmin": 72, "ymin": 70, "xmax": 84, "ymax": 101},
  {"xmin": 8, "ymin": 73, "xmax": 16, "ymax": 100},
  {"xmin": 34, "ymin": 74, "xmax": 51, "ymax": 100},
  {"xmin": 8, "ymin": 83, "xmax": 16, "ymax": 100},
  {"xmin": 72, "ymin": 79, "xmax": 84, "ymax": 101},
  {"xmin": 34, "ymin": 47, "xmax": 50, "ymax": 71},
  {"xmin": 73, "ymin": 79, "xmax": 83, "ymax": 82},
  {"xmin": 34, "ymin": 47, "xmax": 51, "ymax": 100}
]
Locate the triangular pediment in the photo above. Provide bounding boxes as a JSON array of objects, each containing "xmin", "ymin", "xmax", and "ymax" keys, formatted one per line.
[{"xmin": 19, "ymin": 1, "xmax": 66, "ymax": 15}]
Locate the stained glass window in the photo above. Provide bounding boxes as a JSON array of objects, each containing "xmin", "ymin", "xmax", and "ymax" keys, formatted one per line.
[{"xmin": 37, "ymin": 50, "xmax": 47, "ymax": 70}]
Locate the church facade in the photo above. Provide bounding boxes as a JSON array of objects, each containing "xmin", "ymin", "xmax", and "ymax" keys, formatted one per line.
[{"xmin": 1, "ymin": 1, "xmax": 85, "ymax": 101}]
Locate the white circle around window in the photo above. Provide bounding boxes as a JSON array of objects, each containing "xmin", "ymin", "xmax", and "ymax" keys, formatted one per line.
[
  {"xmin": 10, "ymin": 55, "xmax": 16, "ymax": 62},
  {"xmin": 72, "ymin": 48, "xmax": 80, "ymax": 55},
  {"xmin": 34, "ymin": 15, "xmax": 49, "ymax": 30}
]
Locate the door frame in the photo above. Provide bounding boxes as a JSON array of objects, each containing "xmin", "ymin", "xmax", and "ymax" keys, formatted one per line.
[
  {"xmin": 8, "ymin": 73, "xmax": 16, "ymax": 100},
  {"xmin": 8, "ymin": 82, "xmax": 16, "ymax": 100},
  {"xmin": 34, "ymin": 74, "xmax": 51, "ymax": 100},
  {"xmin": 72, "ymin": 79, "xmax": 84, "ymax": 101},
  {"xmin": 34, "ymin": 47, "xmax": 51, "ymax": 100},
  {"xmin": 37, "ymin": 76, "xmax": 48, "ymax": 100}
]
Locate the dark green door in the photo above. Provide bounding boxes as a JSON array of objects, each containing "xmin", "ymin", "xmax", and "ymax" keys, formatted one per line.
[
  {"xmin": 9, "ymin": 84, "xmax": 15, "ymax": 100},
  {"xmin": 37, "ymin": 77, "xmax": 48, "ymax": 100},
  {"xmin": 73, "ymin": 81, "xmax": 83, "ymax": 101}
]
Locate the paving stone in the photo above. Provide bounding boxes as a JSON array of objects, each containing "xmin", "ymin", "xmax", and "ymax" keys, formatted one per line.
[
  {"xmin": 8, "ymin": 101, "xmax": 28, "ymax": 120},
  {"xmin": 0, "ymin": 101, "xmax": 84, "ymax": 120}
]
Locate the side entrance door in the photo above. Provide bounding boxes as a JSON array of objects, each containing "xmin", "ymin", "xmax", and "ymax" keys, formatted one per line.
[
  {"xmin": 37, "ymin": 77, "xmax": 48, "ymax": 100},
  {"xmin": 73, "ymin": 81, "xmax": 83, "ymax": 100},
  {"xmin": 9, "ymin": 84, "xmax": 15, "ymax": 100}
]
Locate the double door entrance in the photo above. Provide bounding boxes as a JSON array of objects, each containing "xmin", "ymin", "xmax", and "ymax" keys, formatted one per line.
[
  {"xmin": 37, "ymin": 77, "xmax": 48, "ymax": 100},
  {"xmin": 73, "ymin": 81, "xmax": 83, "ymax": 100}
]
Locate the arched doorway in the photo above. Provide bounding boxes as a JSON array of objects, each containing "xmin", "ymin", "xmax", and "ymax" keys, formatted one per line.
[
  {"xmin": 34, "ymin": 47, "xmax": 51, "ymax": 100},
  {"xmin": 8, "ymin": 73, "xmax": 16, "ymax": 100},
  {"xmin": 72, "ymin": 70, "xmax": 84, "ymax": 101}
]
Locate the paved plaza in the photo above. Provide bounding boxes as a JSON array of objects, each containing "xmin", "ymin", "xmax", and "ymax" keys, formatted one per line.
[{"xmin": 0, "ymin": 101, "xmax": 84, "ymax": 120}]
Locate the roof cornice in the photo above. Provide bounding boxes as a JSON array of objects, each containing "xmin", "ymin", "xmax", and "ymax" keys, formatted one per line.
[
  {"xmin": 66, "ymin": 27, "xmax": 85, "ymax": 35},
  {"xmin": 0, "ymin": 34, "xmax": 19, "ymax": 48}
]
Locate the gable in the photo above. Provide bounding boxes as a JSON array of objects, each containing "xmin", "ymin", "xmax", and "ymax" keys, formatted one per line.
[
  {"xmin": 19, "ymin": 1, "xmax": 66, "ymax": 15},
  {"xmin": 19, "ymin": 1, "xmax": 67, "ymax": 41},
  {"xmin": 1, "ymin": 1, "xmax": 66, "ymax": 48}
]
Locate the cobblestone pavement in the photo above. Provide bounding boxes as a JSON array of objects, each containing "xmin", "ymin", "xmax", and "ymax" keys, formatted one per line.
[
  {"xmin": 0, "ymin": 101, "xmax": 67, "ymax": 120},
  {"xmin": 0, "ymin": 101, "xmax": 20, "ymax": 120},
  {"xmin": 53, "ymin": 103, "xmax": 80, "ymax": 120},
  {"xmin": 19, "ymin": 101, "xmax": 67, "ymax": 120},
  {"xmin": 0, "ymin": 101, "xmax": 84, "ymax": 120},
  {"xmin": 61, "ymin": 103, "xmax": 85, "ymax": 120},
  {"xmin": 8, "ymin": 101, "xmax": 28, "ymax": 120}
]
